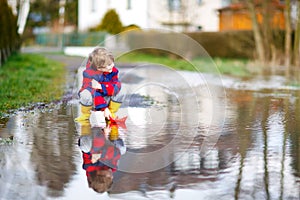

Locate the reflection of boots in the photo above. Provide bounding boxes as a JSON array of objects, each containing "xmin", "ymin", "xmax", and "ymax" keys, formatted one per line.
[
  {"xmin": 109, "ymin": 101, "xmax": 121, "ymax": 118},
  {"xmin": 79, "ymin": 120, "xmax": 91, "ymax": 136},
  {"xmin": 109, "ymin": 124, "xmax": 119, "ymax": 141},
  {"xmin": 75, "ymin": 105, "xmax": 92, "ymax": 122}
]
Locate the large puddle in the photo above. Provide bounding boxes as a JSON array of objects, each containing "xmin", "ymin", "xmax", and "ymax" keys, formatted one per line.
[{"xmin": 0, "ymin": 63, "xmax": 299, "ymax": 200}]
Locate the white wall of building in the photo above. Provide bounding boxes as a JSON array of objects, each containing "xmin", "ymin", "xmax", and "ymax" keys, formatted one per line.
[
  {"xmin": 78, "ymin": 0, "xmax": 107, "ymax": 32},
  {"xmin": 78, "ymin": 0, "xmax": 148, "ymax": 32},
  {"xmin": 107, "ymin": 0, "xmax": 149, "ymax": 27},
  {"xmin": 147, "ymin": 0, "xmax": 223, "ymax": 32},
  {"xmin": 196, "ymin": 0, "xmax": 222, "ymax": 31},
  {"xmin": 78, "ymin": 0, "xmax": 226, "ymax": 32}
]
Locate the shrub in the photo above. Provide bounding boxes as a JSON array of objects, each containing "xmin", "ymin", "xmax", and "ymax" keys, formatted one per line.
[
  {"xmin": 123, "ymin": 24, "xmax": 141, "ymax": 32},
  {"xmin": 92, "ymin": 9, "xmax": 123, "ymax": 34}
]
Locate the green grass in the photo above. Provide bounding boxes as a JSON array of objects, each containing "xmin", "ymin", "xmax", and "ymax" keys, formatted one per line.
[
  {"xmin": 116, "ymin": 52, "xmax": 251, "ymax": 77},
  {"xmin": 209, "ymin": 57, "xmax": 250, "ymax": 77},
  {"xmin": 0, "ymin": 53, "xmax": 66, "ymax": 116}
]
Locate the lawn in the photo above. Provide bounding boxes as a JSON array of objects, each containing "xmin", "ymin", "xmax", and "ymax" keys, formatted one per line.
[{"xmin": 0, "ymin": 53, "xmax": 66, "ymax": 117}]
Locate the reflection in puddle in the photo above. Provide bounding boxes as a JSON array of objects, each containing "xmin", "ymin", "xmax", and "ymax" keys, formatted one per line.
[
  {"xmin": 77, "ymin": 122, "xmax": 127, "ymax": 194},
  {"xmin": 0, "ymin": 67, "xmax": 299, "ymax": 199}
]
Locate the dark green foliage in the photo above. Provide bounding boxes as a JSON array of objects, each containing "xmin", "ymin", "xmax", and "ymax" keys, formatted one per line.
[
  {"xmin": 0, "ymin": 0, "xmax": 20, "ymax": 66},
  {"xmin": 28, "ymin": 0, "xmax": 77, "ymax": 27},
  {"xmin": 65, "ymin": 0, "xmax": 78, "ymax": 26},
  {"xmin": 28, "ymin": 0, "xmax": 59, "ymax": 27},
  {"xmin": 92, "ymin": 9, "xmax": 124, "ymax": 34},
  {"xmin": 25, "ymin": 0, "xmax": 78, "ymax": 46}
]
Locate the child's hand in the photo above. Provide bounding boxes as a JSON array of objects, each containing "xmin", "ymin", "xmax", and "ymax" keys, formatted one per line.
[
  {"xmin": 91, "ymin": 79, "xmax": 102, "ymax": 89},
  {"xmin": 91, "ymin": 153, "xmax": 101, "ymax": 163},
  {"xmin": 103, "ymin": 126, "xmax": 111, "ymax": 139},
  {"xmin": 104, "ymin": 108, "xmax": 112, "ymax": 119},
  {"xmin": 103, "ymin": 126, "xmax": 111, "ymax": 134}
]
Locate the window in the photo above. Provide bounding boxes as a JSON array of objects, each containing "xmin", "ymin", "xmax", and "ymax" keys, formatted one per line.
[
  {"xmin": 127, "ymin": 0, "xmax": 132, "ymax": 9},
  {"xmin": 91, "ymin": 0, "xmax": 96, "ymax": 12},
  {"xmin": 168, "ymin": 0, "xmax": 181, "ymax": 11},
  {"xmin": 221, "ymin": 0, "xmax": 231, "ymax": 7}
]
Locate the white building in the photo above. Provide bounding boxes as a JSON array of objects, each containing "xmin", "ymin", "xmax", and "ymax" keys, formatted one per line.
[{"xmin": 78, "ymin": 0, "xmax": 231, "ymax": 32}]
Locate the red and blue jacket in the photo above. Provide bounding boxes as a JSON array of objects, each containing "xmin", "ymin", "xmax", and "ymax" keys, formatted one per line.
[
  {"xmin": 82, "ymin": 131, "xmax": 121, "ymax": 178},
  {"xmin": 79, "ymin": 65, "xmax": 121, "ymax": 110}
]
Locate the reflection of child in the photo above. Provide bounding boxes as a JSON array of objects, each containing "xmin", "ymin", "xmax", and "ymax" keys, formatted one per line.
[
  {"xmin": 75, "ymin": 47, "xmax": 122, "ymax": 122},
  {"xmin": 78, "ymin": 127, "xmax": 124, "ymax": 193}
]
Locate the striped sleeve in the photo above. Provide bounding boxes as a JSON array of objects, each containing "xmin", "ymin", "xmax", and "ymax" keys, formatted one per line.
[{"xmin": 100, "ymin": 67, "xmax": 121, "ymax": 96}]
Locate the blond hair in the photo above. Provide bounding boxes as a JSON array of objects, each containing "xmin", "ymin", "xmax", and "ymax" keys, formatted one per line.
[{"xmin": 90, "ymin": 47, "xmax": 114, "ymax": 70}]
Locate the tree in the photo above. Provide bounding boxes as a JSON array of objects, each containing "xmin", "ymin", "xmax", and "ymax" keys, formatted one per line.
[
  {"xmin": 27, "ymin": 0, "xmax": 77, "ymax": 29},
  {"xmin": 262, "ymin": 0, "xmax": 272, "ymax": 61},
  {"xmin": 245, "ymin": 0, "xmax": 267, "ymax": 64},
  {"xmin": 293, "ymin": 0, "xmax": 300, "ymax": 67},
  {"xmin": 244, "ymin": 0, "xmax": 300, "ymax": 68},
  {"xmin": 0, "ymin": 0, "xmax": 20, "ymax": 66},
  {"xmin": 64, "ymin": 0, "xmax": 78, "ymax": 26},
  {"xmin": 28, "ymin": 0, "xmax": 59, "ymax": 27},
  {"xmin": 284, "ymin": 0, "xmax": 292, "ymax": 69}
]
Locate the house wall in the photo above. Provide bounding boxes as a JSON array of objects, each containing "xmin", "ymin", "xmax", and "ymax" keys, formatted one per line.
[
  {"xmin": 78, "ymin": 0, "xmax": 148, "ymax": 32},
  {"xmin": 78, "ymin": 0, "xmax": 226, "ymax": 32},
  {"xmin": 107, "ymin": 0, "xmax": 149, "ymax": 28},
  {"xmin": 196, "ymin": 0, "xmax": 222, "ymax": 31},
  {"xmin": 272, "ymin": 11, "xmax": 285, "ymax": 29},
  {"xmin": 78, "ymin": 0, "xmax": 105, "ymax": 31},
  {"xmin": 147, "ymin": 0, "xmax": 223, "ymax": 32},
  {"xmin": 219, "ymin": 5, "xmax": 285, "ymax": 31},
  {"xmin": 219, "ymin": 9, "xmax": 252, "ymax": 31}
]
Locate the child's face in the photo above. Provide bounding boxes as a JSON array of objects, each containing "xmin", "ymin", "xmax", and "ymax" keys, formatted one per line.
[{"xmin": 97, "ymin": 63, "xmax": 114, "ymax": 73}]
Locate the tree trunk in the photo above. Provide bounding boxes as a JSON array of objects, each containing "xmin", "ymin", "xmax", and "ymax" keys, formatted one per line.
[
  {"xmin": 246, "ymin": 0, "xmax": 266, "ymax": 64},
  {"xmin": 262, "ymin": 0, "xmax": 280, "ymax": 69},
  {"xmin": 293, "ymin": 1, "xmax": 300, "ymax": 67},
  {"xmin": 262, "ymin": 0, "xmax": 272, "ymax": 61},
  {"xmin": 284, "ymin": 0, "xmax": 292, "ymax": 70}
]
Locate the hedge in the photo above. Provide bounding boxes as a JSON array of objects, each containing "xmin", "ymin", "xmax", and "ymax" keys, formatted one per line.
[{"xmin": 125, "ymin": 30, "xmax": 285, "ymax": 59}]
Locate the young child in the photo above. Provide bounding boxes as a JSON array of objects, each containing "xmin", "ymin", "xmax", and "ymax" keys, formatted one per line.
[
  {"xmin": 78, "ymin": 126, "xmax": 124, "ymax": 193},
  {"xmin": 75, "ymin": 47, "xmax": 122, "ymax": 122}
]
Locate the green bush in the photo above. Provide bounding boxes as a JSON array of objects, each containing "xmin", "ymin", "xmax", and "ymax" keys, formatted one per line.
[
  {"xmin": 123, "ymin": 24, "xmax": 141, "ymax": 32},
  {"xmin": 91, "ymin": 9, "xmax": 124, "ymax": 34}
]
